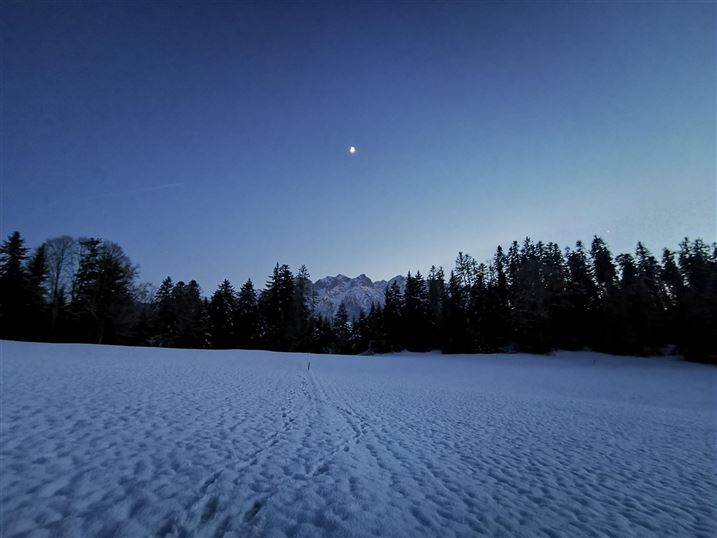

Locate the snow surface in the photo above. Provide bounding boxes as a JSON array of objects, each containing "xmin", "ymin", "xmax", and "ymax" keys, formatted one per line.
[{"xmin": 1, "ymin": 341, "xmax": 716, "ymax": 538}]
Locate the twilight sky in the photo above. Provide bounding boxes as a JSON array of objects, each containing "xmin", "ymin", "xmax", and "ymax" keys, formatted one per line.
[{"xmin": 2, "ymin": 1, "xmax": 715, "ymax": 290}]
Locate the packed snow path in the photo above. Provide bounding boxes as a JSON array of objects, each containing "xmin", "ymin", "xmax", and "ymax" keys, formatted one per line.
[{"xmin": 1, "ymin": 342, "xmax": 715, "ymax": 537}]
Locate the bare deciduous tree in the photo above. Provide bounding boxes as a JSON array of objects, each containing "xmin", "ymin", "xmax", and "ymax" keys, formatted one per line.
[{"xmin": 43, "ymin": 236, "xmax": 78, "ymax": 337}]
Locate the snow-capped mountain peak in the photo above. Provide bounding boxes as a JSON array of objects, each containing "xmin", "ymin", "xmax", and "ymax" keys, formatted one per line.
[{"xmin": 310, "ymin": 274, "xmax": 406, "ymax": 320}]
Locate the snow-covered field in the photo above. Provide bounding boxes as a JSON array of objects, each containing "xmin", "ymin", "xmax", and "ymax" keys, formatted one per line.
[{"xmin": 1, "ymin": 341, "xmax": 715, "ymax": 538}]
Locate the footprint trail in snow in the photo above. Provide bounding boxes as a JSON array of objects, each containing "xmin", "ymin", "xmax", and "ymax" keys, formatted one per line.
[{"xmin": 1, "ymin": 341, "xmax": 715, "ymax": 537}]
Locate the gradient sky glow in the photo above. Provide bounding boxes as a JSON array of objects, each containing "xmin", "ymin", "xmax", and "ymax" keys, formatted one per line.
[{"xmin": 2, "ymin": 1, "xmax": 715, "ymax": 290}]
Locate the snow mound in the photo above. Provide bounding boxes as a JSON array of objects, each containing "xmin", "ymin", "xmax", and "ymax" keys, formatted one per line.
[{"xmin": 1, "ymin": 341, "xmax": 715, "ymax": 537}]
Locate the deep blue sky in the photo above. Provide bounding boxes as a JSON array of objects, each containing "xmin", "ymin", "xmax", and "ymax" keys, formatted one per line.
[{"xmin": 2, "ymin": 1, "xmax": 715, "ymax": 290}]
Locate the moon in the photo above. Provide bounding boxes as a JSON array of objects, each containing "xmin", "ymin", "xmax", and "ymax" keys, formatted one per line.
[{"xmin": 348, "ymin": 146, "xmax": 356, "ymax": 154}]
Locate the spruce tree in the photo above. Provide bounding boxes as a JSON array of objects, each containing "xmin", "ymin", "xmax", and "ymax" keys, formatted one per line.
[
  {"xmin": 290, "ymin": 265, "xmax": 314, "ymax": 351},
  {"xmin": 69, "ymin": 239, "xmax": 137, "ymax": 344},
  {"xmin": 676, "ymin": 239, "xmax": 717, "ymax": 362},
  {"xmin": 564, "ymin": 241, "xmax": 598, "ymax": 349},
  {"xmin": 443, "ymin": 270, "xmax": 468, "ymax": 353},
  {"xmin": 634, "ymin": 242, "xmax": 665, "ymax": 352},
  {"xmin": 351, "ymin": 310, "xmax": 371, "ymax": 353},
  {"xmin": 26, "ymin": 244, "xmax": 49, "ymax": 340},
  {"xmin": 209, "ymin": 279, "xmax": 238, "ymax": 348},
  {"xmin": 236, "ymin": 279, "xmax": 259, "ymax": 349},
  {"xmin": 510, "ymin": 238, "xmax": 550, "ymax": 352},
  {"xmin": 466, "ymin": 263, "xmax": 488, "ymax": 352},
  {"xmin": 175, "ymin": 280, "xmax": 209, "ymax": 348},
  {"xmin": 426, "ymin": 266, "xmax": 446, "ymax": 349},
  {"xmin": 261, "ymin": 264, "xmax": 295, "ymax": 350},
  {"xmin": 0, "ymin": 231, "xmax": 31, "ymax": 339},
  {"xmin": 484, "ymin": 246, "xmax": 511, "ymax": 350},
  {"xmin": 590, "ymin": 236, "xmax": 620, "ymax": 352},
  {"xmin": 152, "ymin": 277, "xmax": 176, "ymax": 346},
  {"xmin": 403, "ymin": 271, "xmax": 432, "ymax": 351},
  {"xmin": 383, "ymin": 280, "xmax": 404, "ymax": 351},
  {"xmin": 333, "ymin": 302, "xmax": 351, "ymax": 353}
]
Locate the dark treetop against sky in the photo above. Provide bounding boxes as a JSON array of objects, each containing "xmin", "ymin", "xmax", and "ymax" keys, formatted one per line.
[{"xmin": 2, "ymin": 1, "xmax": 715, "ymax": 289}]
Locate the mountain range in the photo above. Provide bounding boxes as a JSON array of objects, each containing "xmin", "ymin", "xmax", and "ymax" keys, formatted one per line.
[{"xmin": 309, "ymin": 274, "xmax": 406, "ymax": 320}]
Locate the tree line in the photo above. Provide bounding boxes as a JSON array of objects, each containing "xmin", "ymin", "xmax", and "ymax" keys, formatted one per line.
[{"xmin": 1, "ymin": 231, "xmax": 715, "ymax": 363}]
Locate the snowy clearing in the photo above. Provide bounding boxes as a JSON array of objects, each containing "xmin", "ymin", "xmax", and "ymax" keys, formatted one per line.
[{"xmin": 1, "ymin": 341, "xmax": 715, "ymax": 537}]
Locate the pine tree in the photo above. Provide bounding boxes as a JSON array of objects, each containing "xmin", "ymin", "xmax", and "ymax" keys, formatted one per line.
[
  {"xmin": 363, "ymin": 304, "xmax": 385, "ymax": 353},
  {"xmin": 236, "ymin": 279, "xmax": 259, "ymax": 349},
  {"xmin": 383, "ymin": 280, "xmax": 404, "ymax": 351},
  {"xmin": 175, "ymin": 280, "xmax": 209, "ymax": 348},
  {"xmin": 351, "ymin": 310, "xmax": 371, "ymax": 353},
  {"xmin": 455, "ymin": 252, "xmax": 478, "ymax": 288},
  {"xmin": 27, "ymin": 244, "xmax": 48, "ymax": 299},
  {"xmin": 333, "ymin": 302, "xmax": 351, "ymax": 353},
  {"xmin": 290, "ymin": 265, "xmax": 314, "ymax": 351},
  {"xmin": 676, "ymin": 239, "xmax": 717, "ymax": 362},
  {"xmin": 261, "ymin": 264, "xmax": 295, "ymax": 350},
  {"xmin": 0, "ymin": 231, "xmax": 31, "ymax": 339},
  {"xmin": 590, "ymin": 236, "xmax": 621, "ymax": 352},
  {"xmin": 209, "ymin": 279, "xmax": 238, "ymax": 348},
  {"xmin": 615, "ymin": 252, "xmax": 640, "ymax": 352},
  {"xmin": 152, "ymin": 277, "xmax": 176, "ymax": 346},
  {"xmin": 541, "ymin": 242, "xmax": 569, "ymax": 350},
  {"xmin": 591, "ymin": 236, "xmax": 618, "ymax": 294},
  {"xmin": 70, "ymin": 239, "xmax": 137, "ymax": 344},
  {"xmin": 510, "ymin": 238, "xmax": 549, "ymax": 352},
  {"xmin": 483, "ymin": 246, "xmax": 511, "ymax": 350},
  {"xmin": 466, "ymin": 263, "xmax": 488, "ymax": 352},
  {"xmin": 23, "ymin": 244, "xmax": 49, "ymax": 340},
  {"xmin": 443, "ymin": 270, "xmax": 468, "ymax": 353},
  {"xmin": 426, "ymin": 266, "xmax": 446, "ymax": 349},
  {"xmin": 403, "ymin": 271, "xmax": 432, "ymax": 351},
  {"xmin": 564, "ymin": 241, "xmax": 598, "ymax": 349},
  {"xmin": 633, "ymin": 242, "xmax": 666, "ymax": 352}
]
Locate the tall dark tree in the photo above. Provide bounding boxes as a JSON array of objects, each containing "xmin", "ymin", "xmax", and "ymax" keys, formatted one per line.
[
  {"xmin": 563, "ymin": 241, "xmax": 598, "ymax": 349},
  {"xmin": 236, "ymin": 279, "xmax": 259, "ymax": 349},
  {"xmin": 591, "ymin": 236, "xmax": 618, "ymax": 293},
  {"xmin": 382, "ymin": 280, "xmax": 404, "ymax": 351},
  {"xmin": 209, "ymin": 279, "xmax": 238, "ymax": 348},
  {"xmin": 589, "ymin": 236, "xmax": 621, "ymax": 352},
  {"xmin": 633, "ymin": 242, "xmax": 666, "ymax": 351},
  {"xmin": 332, "ymin": 302, "xmax": 351, "ymax": 354},
  {"xmin": 70, "ymin": 239, "xmax": 137, "ymax": 344},
  {"xmin": 174, "ymin": 280, "xmax": 209, "ymax": 348},
  {"xmin": 442, "ymin": 270, "xmax": 468, "ymax": 353},
  {"xmin": 0, "ymin": 231, "xmax": 31, "ymax": 339},
  {"xmin": 485, "ymin": 246, "xmax": 512, "ymax": 350},
  {"xmin": 465, "ymin": 262, "xmax": 488, "ymax": 351},
  {"xmin": 541, "ymin": 242, "xmax": 569, "ymax": 348},
  {"xmin": 290, "ymin": 265, "xmax": 314, "ymax": 351},
  {"xmin": 403, "ymin": 271, "xmax": 432, "ymax": 351},
  {"xmin": 659, "ymin": 248, "xmax": 682, "ymax": 346},
  {"xmin": 676, "ymin": 239, "xmax": 717, "ymax": 362},
  {"xmin": 426, "ymin": 266, "xmax": 446, "ymax": 349},
  {"xmin": 26, "ymin": 245, "xmax": 49, "ymax": 340},
  {"xmin": 261, "ymin": 264, "xmax": 295, "ymax": 350},
  {"xmin": 510, "ymin": 238, "xmax": 551, "ymax": 352},
  {"xmin": 615, "ymin": 252, "xmax": 640, "ymax": 352},
  {"xmin": 351, "ymin": 309, "xmax": 371, "ymax": 353},
  {"xmin": 152, "ymin": 277, "xmax": 176, "ymax": 346}
]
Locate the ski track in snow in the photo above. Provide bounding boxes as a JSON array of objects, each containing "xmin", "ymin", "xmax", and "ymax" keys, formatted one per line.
[{"xmin": 1, "ymin": 341, "xmax": 715, "ymax": 537}]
